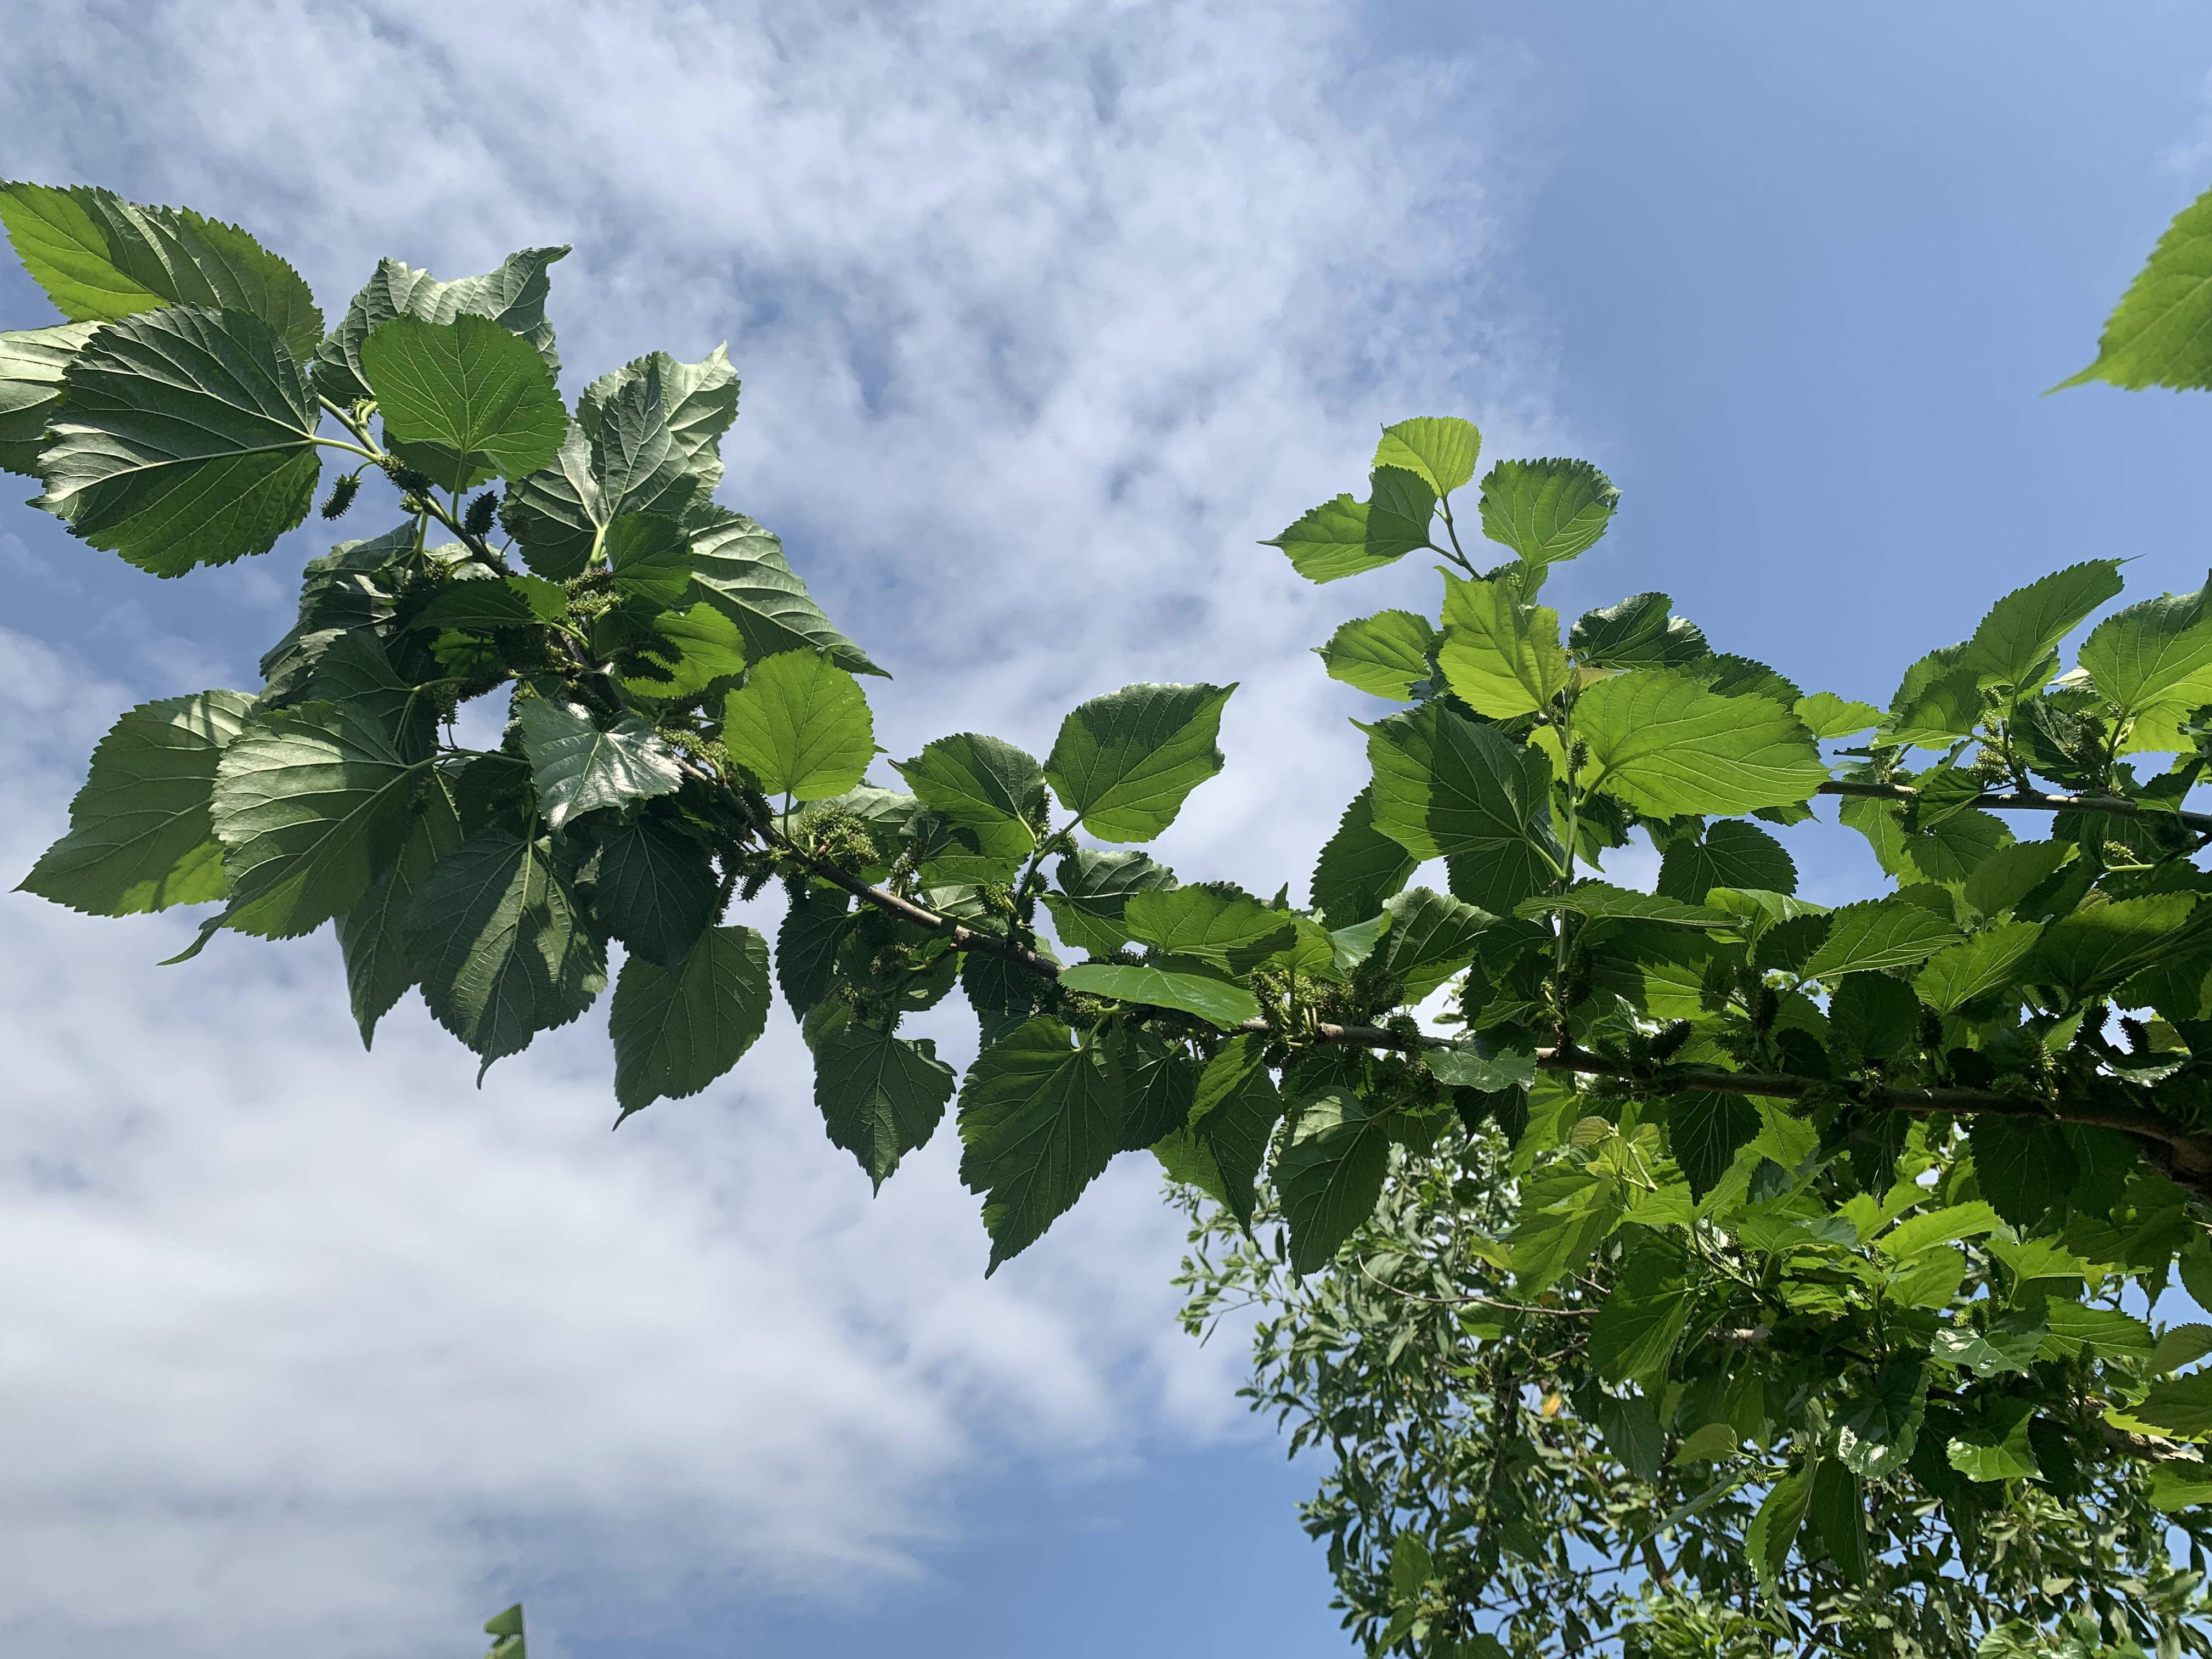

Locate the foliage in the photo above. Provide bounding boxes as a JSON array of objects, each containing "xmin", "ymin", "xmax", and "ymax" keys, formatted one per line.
[{"xmin": 19, "ymin": 180, "xmax": 2212, "ymax": 1653}]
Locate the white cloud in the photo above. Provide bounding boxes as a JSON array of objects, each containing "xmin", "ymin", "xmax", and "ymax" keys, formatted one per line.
[{"xmin": 0, "ymin": 2, "xmax": 1553, "ymax": 1653}]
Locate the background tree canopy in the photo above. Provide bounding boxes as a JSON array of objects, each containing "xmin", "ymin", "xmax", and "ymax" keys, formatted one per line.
[{"xmin": 14, "ymin": 174, "xmax": 2212, "ymax": 1656}]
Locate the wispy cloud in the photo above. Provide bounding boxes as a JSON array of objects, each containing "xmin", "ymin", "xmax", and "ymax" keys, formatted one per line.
[{"xmin": 0, "ymin": 2, "xmax": 1551, "ymax": 1652}]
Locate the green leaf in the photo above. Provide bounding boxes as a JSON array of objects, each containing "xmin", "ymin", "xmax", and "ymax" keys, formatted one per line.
[
  {"xmin": 602, "ymin": 512, "xmax": 693, "ymax": 611},
  {"xmin": 1572, "ymin": 668, "xmax": 1827, "ymax": 816},
  {"xmin": 1876, "ymin": 1201, "xmax": 2003, "ymax": 1259},
  {"xmin": 1746, "ymin": 1469, "xmax": 1812, "ymax": 1604},
  {"xmin": 1911, "ymin": 921, "xmax": 2044, "ymax": 1014},
  {"xmin": 1370, "ymin": 885, "xmax": 1491, "ymax": 1000},
  {"xmin": 1801, "ymin": 896, "xmax": 1962, "ymax": 978},
  {"xmin": 586, "ymin": 814, "xmax": 717, "ymax": 968},
  {"xmin": 0, "ymin": 320, "xmax": 96, "ymax": 476},
  {"xmin": 2151, "ymin": 1464, "xmax": 2212, "ymax": 1511},
  {"xmin": 34, "ymin": 306, "xmax": 319, "ymax": 576},
  {"xmin": 1955, "ymin": 561, "xmax": 2125, "ymax": 691},
  {"xmin": 1963, "ymin": 839, "xmax": 2073, "ymax": 919},
  {"xmin": 957, "ymin": 1019, "xmax": 1125, "ymax": 1272},
  {"xmin": 1364, "ymin": 701, "xmax": 1561, "ymax": 907},
  {"xmin": 1809, "ymin": 1460, "xmax": 1871, "ymax": 1587},
  {"xmin": 579, "ymin": 345, "xmax": 741, "ymax": 522},
  {"xmin": 721, "ymin": 650, "xmax": 874, "ymax": 802},
  {"xmin": 1568, "ymin": 592, "xmax": 1708, "ymax": 669},
  {"xmin": 1045, "ymin": 682, "xmax": 1233, "ymax": 842},
  {"xmin": 1437, "ymin": 573, "xmax": 1570, "ymax": 718},
  {"xmin": 894, "ymin": 733, "xmax": 1046, "ymax": 843},
  {"xmin": 1509, "ymin": 1162, "xmax": 1623, "ymax": 1293},
  {"xmin": 402, "ymin": 827, "xmax": 606, "ymax": 1073},
  {"xmin": 1124, "ymin": 883, "xmax": 1295, "ymax": 968},
  {"xmin": 212, "ymin": 704, "xmax": 429, "ymax": 939},
  {"xmin": 1043, "ymin": 849, "xmax": 1178, "ymax": 955},
  {"xmin": 619, "ymin": 602, "xmax": 753, "ymax": 703},
  {"xmin": 1587, "ymin": 1242, "xmax": 1691, "ymax": 1384},
  {"xmin": 19, "ymin": 689, "xmax": 255, "ymax": 915},
  {"xmin": 1057, "ymin": 963, "xmax": 1260, "ymax": 1027},
  {"xmin": 813, "ymin": 1023, "xmax": 958, "ymax": 1188},
  {"xmin": 1970, "ymin": 1117, "xmax": 2087, "ymax": 1229},
  {"xmin": 682, "ymin": 508, "xmax": 885, "ymax": 675},
  {"xmin": 336, "ymin": 770, "xmax": 463, "ymax": 1046},
  {"xmin": 514, "ymin": 700, "xmax": 684, "ymax": 830},
  {"xmin": 1833, "ymin": 1357, "xmax": 1928, "ymax": 1481},
  {"xmin": 1310, "ymin": 786, "xmax": 1418, "ymax": 927},
  {"xmin": 1668, "ymin": 1091, "xmax": 1762, "ymax": 1200},
  {"xmin": 2027, "ymin": 891, "xmax": 2197, "ymax": 997},
  {"xmin": 1476, "ymin": 456, "xmax": 1617, "ymax": 563},
  {"xmin": 2137, "ymin": 1369, "xmax": 2212, "ymax": 1437},
  {"xmin": 2152, "ymin": 1324, "xmax": 2212, "ymax": 1374},
  {"xmin": 2076, "ymin": 589, "xmax": 2212, "ymax": 721},
  {"xmin": 777, "ymin": 884, "xmax": 850, "ymax": 1016},
  {"xmin": 1318, "ymin": 610, "xmax": 1438, "ymax": 699},
  {"xmin": 1656, "ymin": 820, "xmax": 1797, "ymax": 907},
  {"xmin": 1793, "ymin": 691, "xmax": 1883, "ymax": 739},
  {"xmin": 1430, "ymin": 1036, "xmax": 1536, "ymax": 1092},
  {"xmin": 1189, "ymin": 1033, "xmax": 1286, "ymax": 1228},
  {"xmin": 2040, "ymin": 1301, "xmax": 2154, "ymax": 1361},
  {"xmin": 1263, "ymin": 466, "xmax": 1434, "ymax": 583},
  {"xmin": 360, "ymin": 314, "xmax": 566, "ymax": 492},
  {"xmin": 0, "ymin": 182, "xmax": 321, "ymax": 363},
  {"xmin": 610, "ymin": 924, "xmax": 771, "ymax": 1121},
  {"xmin": 407, "ymin": 578, "xmax": 555, "ymax": 634},
  {"xmin": 2059, "ymin": 182, "xmax": 2212, "ymax": 390},
  {"xmin": 316, "ymin": 247, "xmax": 567, "ymax": 406},
  {"xmin": 1946, "ymin": 1401, "xmax": 2041, "ymax": 1482},
  {"xmin": 1113, "ymin": 1026, "xmax": 1201, "ymax": 1150},
  {"xmin": 1372, "ymin": 415, "xmax": 1480, "ymax": 495},
  {"xmin": 1274, "ymin": 1078, "xmax": 1392, "ymax": 1273}
]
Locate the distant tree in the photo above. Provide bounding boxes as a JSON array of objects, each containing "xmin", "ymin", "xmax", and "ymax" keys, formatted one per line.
[{"xmin": 14, "ymin": 174, "xmax": 2212, "ymax": 1656}]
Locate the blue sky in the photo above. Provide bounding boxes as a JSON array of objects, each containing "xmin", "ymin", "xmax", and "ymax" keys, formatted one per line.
[{"xmin": 3, "ymin": 3, "xmax": 2212, "ymax": 1656}]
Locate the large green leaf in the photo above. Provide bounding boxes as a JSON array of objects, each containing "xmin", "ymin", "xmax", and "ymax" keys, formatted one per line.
[
  {"xmin": 1656, "ymin": 819, "xmax": 1796, "ymax": 905},
  {"xmin": 1043, "ymin": 848, "xmax": 1178, "ymax": 955},
  {"xmin": 1363, "ymin": 701, "xmax": 1561, "ymax": 907},
  {"xmin": 1913, "ymin": 921, "xmax": 2044, "ymax": 1014},
  {"xmin": 0, "ymin": 320, "xmax": 97, "ymax": 476},
  {"xmin": 315, "ymin": 246, "xmax": 568, "ymax": 405},
  {"xmin": 20, "ymin": 689, "xmax": 255, "ymax": 916},
  {"xmin": 1437, "ymin": 572, "xmax": 1570, "ymax": 718},
  {"xmin": 1263, "ymin": 467, "xmax": 1435, "ymax": 583},
  {"xmin": 1310, "ymin": 785, "xmax": 1418, "ymax": 927},
  {"xmin": 814, "ymin": 1022, "xmax": 958, "ymax": 1188},
  {"xmin": 580, "ymin": 346, "xmax": 740, "ymax": 523},
  {"xmin": 402, "ymin": 827, "xmax": 606, "ymax": 1071},
  {"xmin": 893, "ymin": 733, "xmax": 1045, "ymax": 848},
  {"xmin": 682, "ymin": 509, "xmax": 885, "ymax": 675},
  {"xmin": 1587, "ymin": 1242, "xmax": 1691, "ymax": 1384},
  {"xmin": 610, "ymin": 923, "xmax": 771, "ymax": 1120},
  {"xmin": 1045, "ymin": 682, "xmax": 1233, "ymax": 842},
  {"xmin": 360, "ymin": 314, "xmax": 567, "ymax": 492},
  {"xmin": 619, "ymin": 602, "xmax": 753, "ymax": 703},
  {"xmin": 1570, "ymin": 592, "xmax": 1708, "ymax": 669},
  {"xmin": 1476, "ymin": 456, "xmax": 1616, "ymax": 563},
  {"xmin": 1187, "ymin": 1034, "xmax": 1287, "ymax": 1228},
  {"xmin": 1123, "ymin": 882, "xmax": 1296, "ymax": 967},
  {"xmin": 1369, "ymin": 885, "xmax": 1491, "ymax": 1001},
  {"xmin": 1111, "ymin": 1028, "xmax": 1200, "ymax": 1151},
  {"xmin": 2059, "ymin": 182, "xmax": 2212, "ymax": 390},
  {"xmin": 1954, "ymin": 561, "xmax": 2124, "ymax": 692},
  {"xmin": 212, "ymin": 704, "xmax": 430, "ymax": 939},
  {"xmin": 721, "ymin": 650, "xmax": 874, "ymax": 802},
  {"xmin": 1274, "ymin": 1077, "xmax": 1391, "ymax": 1273},
  {"xmin": 1372, "ymin": 415, "xmax": 1480, "ymax": 496},
  {"xmin": 1057, "ymin": 963, "xmax": 1261, "ymax": 1028},
  {"xmin": 1801, "ymin": 896, "xmax": 1962, "ymax": 978},
  {"xmin": 1833, "ymin": 1357, "xmax": 1929, "ymax": 1481},
  {"xmin": 600, "ymin": 512, "xmax": 693, "ymax": 611},
  {"xmin": 2028, "ymin": 891, "xmax": 2198, "ymax": 997},
  {"xmin": 1572, "ymin": 668, "xmax": 1827, "ymax": 816},
  {"xmin": 1318, "ymin": 609, "xmax": 1438, "ymax": 699},
  {"xmin": 2076, "ymin": 589, "xmax": 2212, "ymax": 750},
  {"xmin": 515, "ymin": 699, "xmax": 684, "ymax": 830},
  {"xmin": 588, "ymin": 814, "xmax": 719, "ymax": 970},
  {"xmin": 336, "ymin": 771, "xmax": 464, "ymax": 1046},
  {"xmin": 2135, "ymin": 1369, "xmax": 2212, "ymax": 1438},
  {"xmin": 35, "ymin": 306, "xmax": 320, "ymax": 576},
  {"xmin": 957, "ymin": 1019, "xmax": 1125, "ymax": 1272},
  {"xmin": 0, "ymin": 182, "xmax": 322, "ymax": 363},
  {"xmin": 1667, "ymin": 1091, "xmax": 1761, "ymax": 1200}
]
